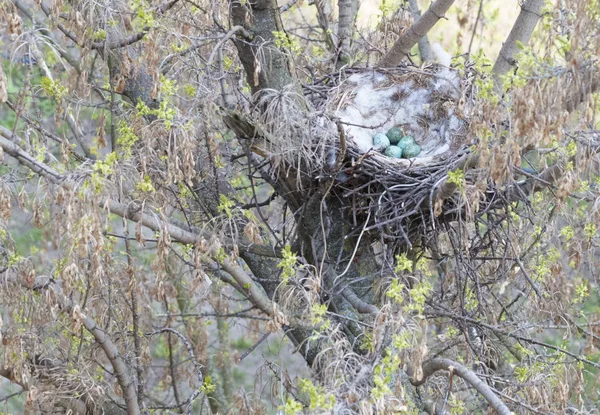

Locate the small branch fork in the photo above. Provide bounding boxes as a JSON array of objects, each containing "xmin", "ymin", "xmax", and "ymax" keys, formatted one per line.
[{"xmin": 411, "ymin": 358, "xmax": 512, "ymax": 415}]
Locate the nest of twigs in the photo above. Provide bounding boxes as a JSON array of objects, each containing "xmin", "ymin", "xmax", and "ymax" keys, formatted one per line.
[{"xmin": 304, "ymin": 64, "xmax": 476, "ymax": 249}]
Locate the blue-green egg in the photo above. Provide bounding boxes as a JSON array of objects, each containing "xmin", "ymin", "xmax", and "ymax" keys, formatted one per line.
[
  {"xmin": 384, "ymin": 145, "xmax": 403, "ymax": 158},
  {"xmin": 386, "ymin": 127, "xmax": 404, "ymax": 144},
  {"xmin": 397, "ymin": 135, "xmax": 415, "ymax": 149},
  {"xmin": 373, "ymin": 133, "xmax": 391, "ymax": 151},
  {"xmin": 402, "ymin": 143, "xmax": 421, "ymax": 158}
]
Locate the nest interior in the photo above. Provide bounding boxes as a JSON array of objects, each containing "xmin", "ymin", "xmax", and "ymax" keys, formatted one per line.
[{"xmin": 305, "ymin": 65, "xmax": 475, "ymax": 249}]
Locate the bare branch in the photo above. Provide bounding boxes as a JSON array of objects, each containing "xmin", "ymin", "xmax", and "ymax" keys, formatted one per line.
[
  {"xmin": 11, "ymin": 0, "xmax": 82, "ymax": 72},
  {"xmin": 145, "ymin": 328, "xmax": 204, "ymax": 410},
  {"xmin": 492, "ymin": 0, "xmax": 545, "ymax": 90},
  {"xmin": 378, "ymin": 0, "xmax": 456, "ymax": 68},
  {"xmin": 412, "ymin": 358, "xmax": 511, "ymax": 415},
  {"xmin": 0, "ymin": 128, "xmax": 309, "ymax": 334},
  {"xmin": 0, "ymin": 127, "xmax": 63, "ymax": 181}
]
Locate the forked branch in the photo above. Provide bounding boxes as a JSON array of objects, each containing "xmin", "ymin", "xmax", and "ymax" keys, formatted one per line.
[{"xmin": 412, "ymin": 358, "xmax": 511, "ymax": 415}]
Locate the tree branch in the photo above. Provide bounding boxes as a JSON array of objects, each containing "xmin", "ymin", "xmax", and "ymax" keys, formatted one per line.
[
  {"xmin": 492, "ymin": 0, "xmax": 545, "ymax": 90},
  {"xmin": 408, "ymin": 0, "xmax": 433, "ymax": 62},
  {"xmin": 336, "ymin": 0, "xmax": 358, "ymax": 68},
  {"xmin": 341, "ymin": 287, "xmax": 379, "ymax": 315},
  {"xmin": 206, "ymin": 25, "xmax": 252, "ymax": 71},
  {"xmin": 412, "ymin": 358, "xmax": 511, "ymax": 415},
  {"xmin": 0, "ymin": 127, "xmax": 310, "ymax": 335},
  {"xmin": 1, "ymin": 269, "xmax": 139, "ymax": 414},
  {"xmin": 78, "ymin": 308, "xmax": 140, "ymax": 415},
  {"xmin": 231, "ymin": 0, "xmax": 296, "ymax": 93},
  {"xmin": 377, "ymin": 0, "xmax": 456, "ymax": 68},
  {"xmin": 310, "ymin": 0, "xmax": 335, "ymax": 51},
  {"xmin": 29, "ymin": 43, "xmax": 94, "ymax": 159}
]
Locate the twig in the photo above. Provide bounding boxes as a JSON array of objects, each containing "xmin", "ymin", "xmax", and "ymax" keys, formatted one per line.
[
  {"xmin": 466, "ymin": 0, "xmax": 484, "ymax": 59},
  {"xmin": 237, "ymin": 331, "xmax": 271, "ymax": 362},
  {"xmin": 280, "ymin": 0, "xmax": 298, "ymax": 12}
]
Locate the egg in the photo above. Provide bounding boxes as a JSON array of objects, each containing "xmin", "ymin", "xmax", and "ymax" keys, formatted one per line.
[
  {"xmin": 386, "ymin": 127, "xmax": 404, "ymax": 144},
  {"xmin": 373, "ymin": 133, "xmax": 391, "ymax": 151},
  {"xmin": 397, "ymin": 135, "xmax": 415, "ymax": 149},
  {"xmin": 402, "ymin": 143, "xmax": 421, "ymax": 158},
  {"xmin": 384, "ymin": 145, "xmax": 403, "ymax": 158}
]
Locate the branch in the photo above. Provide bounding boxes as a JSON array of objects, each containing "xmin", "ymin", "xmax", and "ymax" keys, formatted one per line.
[
  {"xmin": 1, "ymin": 269, "xmax": 139, "ymax": 414},
  {"xmin": 0, "ymin": 128, "xmax": 63, "ymax": 181},
  {"xmin": 492, "ymin": 0, "xmax": 545, "ymax": 90},
  {"xmin": 0, "ymin": 366, "xmax": 27, "ymax": 390},
  {"xmin": 428, "ymin": 309, "xmax": 600, "ymax": 370},
  {"xmin": 341, "ymin": 286, "xmax": 379, "ymax": 315},
  {"xmin": 310, "ymin": 0, "xmax": 335, "ymax": 51},
  {"xmin": 206, "ymin": 25, "xmax": 252, "ymax": 70},
  {"xmin": 11, "ymin": 0, "xmax": 82, "ymax": 72},
  {"xmin": 336, "ymin": 0, "xmax": 358, "ymax": 68},
  {"xmin": 0, "ymin": 362, "xmax": 91, "ymax": 414},
  {"xmin": 407, "ymin": 0, "xmax": 433, "ymax": 62},
  {"xmin": 145, "ymin": 328, "xmax": 204, "ymax": 410},
  {"xmin": 78, "ymin": 308, "xmax": 140, "ymax": 415},
  {"xmin": 231, "ymin": 0, "xmax": 296, "ymax": 93},
  {"xmin": 0, "ymin": 128, "xmax": 309, "ymax": 334},
  {"xmin": 412, "ymin": 358, "xmax": 511, "ymax": 415},
  {"xmin": 29, "ymin": 44, "xmax": 94, "ymax": 159},
  {"xmin": 377, "ymin": 0, "xmax": 456, "ymax": 68},
  {"xmin": 93, "ymin": 0, "xmax": 182, "ymax": 50}
]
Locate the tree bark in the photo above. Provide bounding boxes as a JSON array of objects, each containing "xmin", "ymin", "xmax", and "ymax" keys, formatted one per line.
[
  {"xmin": 231, "ymin": 0, "xmax": 296, "ymax": 93},
  {"xmin": 336, "ymin": 0, "xmax": 358, "ymax": 68}
]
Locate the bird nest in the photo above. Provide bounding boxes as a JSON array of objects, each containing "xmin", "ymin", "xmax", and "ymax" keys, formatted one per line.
[{"xmin": 304, "ymin": 64, "xmax": 477, "ymax": 248}]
